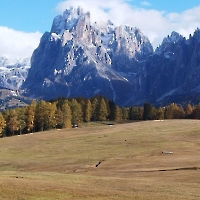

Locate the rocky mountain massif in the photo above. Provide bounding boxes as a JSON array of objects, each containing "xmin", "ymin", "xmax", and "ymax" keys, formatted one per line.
[
  {"xmin": 146, "ymin": 30, "xmax": 200, "ymax": 105},
  {"xmin": 22, "ymin": 7, "xmax": 153, "ymax": 106},
  {"xmin": 0, "ymin": 57, "xmax": 30, "ymax": 109},
  {"xmin": 19, "ymin": 7, "xmax": 200, "ymax": 106},
  {"xmin": 0, "ymin": 57, "xmax": 30, "ymax": 90}
]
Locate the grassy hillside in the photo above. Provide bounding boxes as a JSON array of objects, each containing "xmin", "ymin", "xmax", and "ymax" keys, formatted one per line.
[{"xmin": 0, "ymin": 120, "xmax": 200, "ymax": 200}]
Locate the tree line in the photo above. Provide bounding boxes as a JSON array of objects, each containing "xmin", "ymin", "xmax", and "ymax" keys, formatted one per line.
[{"xmin": 0, "ymin": 96, "xmax": 200, "ymax": 137}]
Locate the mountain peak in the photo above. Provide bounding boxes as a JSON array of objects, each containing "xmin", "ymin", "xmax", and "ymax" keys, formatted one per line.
[
  {"xmin": 23, "ymin": 5, "xmax": 155, "ymax": 105},
  {"xmin": 155, "ymin": 31, "xmax": 184, "ymax": 54},
  {"xmin": 51, "ymin": 6, "xmax": 89, "ymax": 34},
  {"xmin": 162, "ymin": 31, "xmax": 183, "ymax": 44}
]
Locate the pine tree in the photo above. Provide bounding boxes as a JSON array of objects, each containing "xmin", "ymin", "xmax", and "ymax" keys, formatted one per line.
[
  {"xmin": 151, "ymin": 107, "xmax": 157, "ymax": 120},
  {"xmin": 55, "ymin": 107, "xmax": 63, "ymax": 128},
  {"xmin": 108, "ymin": 101, "xmax": 115, "ymax": 121},
  {"xmin": 2, "ymin": 109, "xmax": 10, "ymax": 136},
  {"xmin": 114, "ymin": 105, "xmax": 121, "ymax": 121},
  {"xmin": 156, "ymin": 107, "xmax": 164, "ymax": 120},
  {"xmin": 143, "ymin": 103, "xmax": 152, "ymax": 120},
  {"xmin": 25, "ymin": 101, "xmax": 36, "ymax": 132},
  {"xmin": 16, "ymin": 107, "xmax": 26, "ymax": 135},
  {"xmin": 46, "ymin": 102, "xmax": 57, "ymax": 130},
  {"xmin": 70, "ymin": 99, "xmax": 82, "ymax": 124},
  {"xmin": 165, "ymin": 104, "xmax": 175, "ymax": 119},
  {"xmin": 173, "ymin": 104, "xmax": 185, "ymax": 119},
  {"xmin": 35, "ymin": 100, "xmax": 48, "ymax": 131},
  {"xmin": 121, "ymin": 107, "xmax": 129, "ymax": 120},
  {"xmin": 185, "ymin": 103, "xmax": 193, "ymax": 118},
  {"xmin": 193, "ymin": 103, "xmax": 200, "ymax": 119},
  {"xmin": 138, "ymin": 107, "xmax": 144, "ymax": 120},
  {"xmin": 91, "ymin": 98, "xmax": 98, "ymax": 121},
  {"xmin": 97, "ymin": 98, "xmax": 108, "ymax": 121},
  {"xmin": 62, "ymin": 100, "xmax": 72, "ymax": 128},
  {"xmin": 165, "ymin": 103, "xmax": 185, "ymax": 119},
  {"xmin": 84, "ymin": 99, "xmax": 92, "ymax": 122},
  {"xmin": 129, "ymin": 106, "xmax": 140, "ymax": 120},
  {"xmin": 78, "ymin": 99, "xmax": 86, "ymax": 122},
  {"xmin": 7, "ymin": 109, "xmax": 19, "ymax": 135},
  {"xmin": 0, "ymin": 113, "xmax": 6, "ymax": 137}
]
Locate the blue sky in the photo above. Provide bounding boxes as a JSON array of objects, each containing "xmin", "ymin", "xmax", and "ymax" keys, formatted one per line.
[{"xmin": 1, "ymin": 0, "xmax": 200, "ymax": 58}]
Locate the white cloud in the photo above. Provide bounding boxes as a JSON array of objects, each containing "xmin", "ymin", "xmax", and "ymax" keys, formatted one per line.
[
  {"xmin": 56, "ymin": 0, "xmax": 200, "ymax": 49},
  {"xmin": 169, "ymin": 6, "xmax": 200, "ymax": 37},
  {"xmin": 2, "ymin": 1, "xmax": 200, "ymax": 59},
  {"xmin": 0, "ymin": 26, "xmax": 42, "ymax": 59}
]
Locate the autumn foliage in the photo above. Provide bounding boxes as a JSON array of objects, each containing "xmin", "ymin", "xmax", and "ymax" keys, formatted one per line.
[{"xmin": 0, "ymin": 96, "xmax": 199, "ymax": 137}]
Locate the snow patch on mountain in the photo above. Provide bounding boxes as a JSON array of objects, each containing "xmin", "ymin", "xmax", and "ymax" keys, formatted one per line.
[
  {"xmin": 51, "ymin": 6, "xmax": 84, "ymax": 34},
  {"xmin": 0, "ymin": 57, "xmax": 30, "ymax": 90}
]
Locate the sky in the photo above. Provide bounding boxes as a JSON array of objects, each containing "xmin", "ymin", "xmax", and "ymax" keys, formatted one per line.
[{"xmin": 1, "ymin": 0, "xmax": 200, "ymax": 58}]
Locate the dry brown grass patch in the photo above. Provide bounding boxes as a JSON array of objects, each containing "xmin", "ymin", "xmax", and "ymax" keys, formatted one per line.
[{"xmin": 0, "ymin": 120, "xmax": 200, "ymax": 199}]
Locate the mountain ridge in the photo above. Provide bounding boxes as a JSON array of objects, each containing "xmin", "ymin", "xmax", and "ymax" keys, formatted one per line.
[
  {"xmin": 22, "ymin": 7, "xmax": 153, "ymax": 106},
  {"xmin": 0, "ymin": 57, "xmax": 30, "ymax": 90},
  {"xmin": 2, "ymin": 6, "xmax": 200, "ymax": 107}
]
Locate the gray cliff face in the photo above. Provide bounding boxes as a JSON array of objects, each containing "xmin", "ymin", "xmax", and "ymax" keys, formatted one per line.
[
  {"xmin": 0, "ymin": 57, "xmax": 30, "ymax": 90},
  {"xmin": 140, "ymin": 29, "xmax": 200, "ymax": 105},
  {"xmin": 23, "ymin": 7, "xmax": 153, "ymax": 105},
  {"xmin": 101, "ymin": 24, "xmax": 153, "ymax": 73}
]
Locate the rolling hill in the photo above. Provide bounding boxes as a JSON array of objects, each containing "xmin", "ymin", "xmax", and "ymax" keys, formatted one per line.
[{"xmin": 0, "ymin": 120, "xmax": 200, "ymax": 200}]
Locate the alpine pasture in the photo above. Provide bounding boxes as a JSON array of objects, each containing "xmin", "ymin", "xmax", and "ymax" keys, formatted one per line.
[{"xmin": 0, "ymin": 120, "xmax": 200, "ymax": 200}]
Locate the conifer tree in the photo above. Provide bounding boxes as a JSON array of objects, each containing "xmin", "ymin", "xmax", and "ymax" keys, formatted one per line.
[
  {"xmin": 16, "ymin": 107, "xmax": 26, "ymax": 134},
  {"xmin": 91, "ymin": 98, "xmax": 98, "ymax": 121},
  {"xmin": 70, "ymin": 99, "xmax": 82, "ymax": 124},
  {"xmin": 143, "ymin": 103, "xmax": 152, "ymax": 120},
  {"xmin": 55, "ymin": 107, "xmax": 63, "ymax": 128},
  {"xmin": 165, "ymin": 104, "xmax": 175, "ymax": 119},
  {"xmin": 121, "ymin": 107, "xmax": 129, "ymax": 120},
  {"xmin": 0, "ymin": 113, "xmax": 6, "ymax": 137},
  {"xmin": 35, "ymin": 100, "xmax": 48, "ymax": 131},
  {"xmin": 7, "ymin": 109, "xmax": 19, "ymax": 135},
  {"xmin": 84, "ymin": 99, "xmax": 92, "ymax": 122},
  {"xmin": 165, "ymin": 103, "xmax": 185, "ymax": 119},
  {"xmin": 156, "ymin": 107, "xmax": 164, "ymax": 120},
  {"xmin": 79, "ymin": 99, "xmax": 86, "ymax": 122},
  {"xmin": 193, "ymin": 103, "xmax": 200, "ymax": 119},
  {"xmin": 25, "ymin": 101, "xmax": 36, "ymax": 132},
  {"xmin": 185, "ymin": 103, "xmax": 193, "ymax": 118},
  {"xmin": 97, "ymin": 98, "xmax": 108, "ymax": 121},
  {"xmin": 138, "ymin": 107, "xmax": 144, "ymax": 120},
  {"xmin": 62, "ymin": 100, "xmax": 72, "ymax": 128},
  {"xmin": 173, "ymin": 104, "xmax": 185, "ymax": 119},
  {"xmin": 129, "ymin": 106, "xmax": 140, "ymax": 120},
  {"xmin": 151, "ymin": 106, "xmax": 157, "ymax": 120},
  {"xmin": 114, "ymin": 105, "xmax": 121, "ymax": 121},
  {"xmin": 108, "ymin": 101, "xmax": 115, "ymax": 121},
  {"xmin": 45, "ymin": 102, "xmax": 57, "ymax": 130},
  {"xmin": 2, "ymin": 109, "xmax": 10, "ymax": 136}
]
